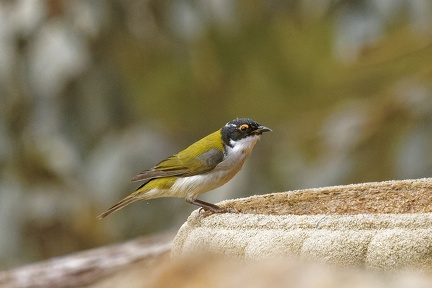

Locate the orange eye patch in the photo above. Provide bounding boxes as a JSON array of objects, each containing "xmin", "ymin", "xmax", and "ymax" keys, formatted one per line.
[{"xmin": 238, "ymin": 124, "xmax": 249, "ymax": 131}]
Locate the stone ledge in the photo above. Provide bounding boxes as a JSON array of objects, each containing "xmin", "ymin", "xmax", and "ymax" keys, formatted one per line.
[{"xmin": 172, "ymin": 178, "xmax": 432, "ymax": 271}]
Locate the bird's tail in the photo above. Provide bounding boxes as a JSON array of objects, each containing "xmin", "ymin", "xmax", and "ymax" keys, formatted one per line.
[
  {"xmin": 97, "ymin": 193, "xmax": 141, "ymax": 219},
  {"xmin": 97, "ymin": 178, "xmax": 172, "ymax": 219}
]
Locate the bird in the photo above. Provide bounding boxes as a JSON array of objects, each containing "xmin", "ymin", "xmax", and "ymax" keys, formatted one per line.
[{"xmin": 97, "ymin": 118, "xmax": 271, "ymax": 219}]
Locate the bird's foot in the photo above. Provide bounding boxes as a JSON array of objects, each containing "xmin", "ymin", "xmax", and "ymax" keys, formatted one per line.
[
  {"xmin": 187, "ymin": 198, "xmax": 222, "ymax": 214},
  {"xmin": 186, "ymin": 197, "xmax": 238, "ymax": 217},
  {"xmin": 198, "ymin": 206, "xmax": 228, "ymax": 218}
]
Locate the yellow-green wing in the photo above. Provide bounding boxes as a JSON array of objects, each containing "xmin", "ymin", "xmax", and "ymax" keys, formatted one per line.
[{"xmin": 131, "ymin": 130, "xmax": 225, "ymax": 182}]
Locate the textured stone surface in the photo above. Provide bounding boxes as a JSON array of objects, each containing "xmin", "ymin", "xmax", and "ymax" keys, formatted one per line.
[{"xmin": 172, "ymin": 178, "xmax": 432, "ymax": 271}]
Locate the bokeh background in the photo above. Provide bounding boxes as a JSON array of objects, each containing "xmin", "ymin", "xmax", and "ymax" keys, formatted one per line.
[{"xmin": 1, "ymin": 0, "xmax": 432, "ymax": 269}]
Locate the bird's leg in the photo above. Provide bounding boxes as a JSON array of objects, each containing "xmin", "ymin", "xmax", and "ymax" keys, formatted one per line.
[{"xmin": 185, "ymin": 197, "xmax": 226, "ymax": 214}]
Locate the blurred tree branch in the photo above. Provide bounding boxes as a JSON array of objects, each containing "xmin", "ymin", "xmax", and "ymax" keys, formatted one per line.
[{"xmin": 0, "ymin": 233, "xmax": 173, "ymax": 288}]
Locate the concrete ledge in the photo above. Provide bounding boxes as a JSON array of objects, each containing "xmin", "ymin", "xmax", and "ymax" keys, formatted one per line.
[{"xmin": 172, "ymin": 178, "xmax": 432, "ymax": 271}]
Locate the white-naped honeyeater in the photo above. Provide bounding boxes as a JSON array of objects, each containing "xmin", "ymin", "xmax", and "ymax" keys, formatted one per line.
[{"xmin": 97, "ymin": 118, "xmax": 271, "ymax": 218}]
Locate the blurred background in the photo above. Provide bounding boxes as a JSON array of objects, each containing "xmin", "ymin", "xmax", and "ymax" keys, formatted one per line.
[{"xmin": 1, "ymin": 0, "xmax": 432, "ymax": 270}]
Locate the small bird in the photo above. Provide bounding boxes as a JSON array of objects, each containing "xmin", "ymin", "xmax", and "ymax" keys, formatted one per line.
[{"xmin": 97, "ymin": 118, "xmax": 271, "ymax": 219}]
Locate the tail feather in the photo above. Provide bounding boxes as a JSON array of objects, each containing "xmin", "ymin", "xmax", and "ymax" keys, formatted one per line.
[
  {"xmin": 97, "ymin": 195, "xmax": 139, "ymax": 219},
  {"xmin": 98, "ymin": 178, "xmax": 173, "ymax": 219}
]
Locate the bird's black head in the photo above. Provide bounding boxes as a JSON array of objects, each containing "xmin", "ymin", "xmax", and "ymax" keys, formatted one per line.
[{"xmin": 221, "ymin": 118, "xmax": 271, "ymax": 147}]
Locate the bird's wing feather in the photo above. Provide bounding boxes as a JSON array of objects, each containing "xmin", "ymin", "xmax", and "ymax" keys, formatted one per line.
[
  {"xmin": 131, "ymin": 148, "xmax": 224, "ymax": 181},
  {"xmin": 130, "ymin": 168, "xmax": 188, "ymax": 182},
  {"xmin": 131, "ymin": 130, "xmax": 225, "ymax": 182}
]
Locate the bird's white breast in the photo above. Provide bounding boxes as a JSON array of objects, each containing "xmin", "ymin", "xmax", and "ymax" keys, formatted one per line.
[{"xmin": 170, "ymin": 135, "xmax": 261, "ymax": 198}]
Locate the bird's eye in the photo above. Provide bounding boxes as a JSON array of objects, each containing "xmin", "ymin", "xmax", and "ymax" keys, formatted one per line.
[{"xmin": 238, "ymin": 124, "xmax": 249, "ymax": 132}]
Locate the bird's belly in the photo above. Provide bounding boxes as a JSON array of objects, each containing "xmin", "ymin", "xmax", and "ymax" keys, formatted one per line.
[{"xmin": 170, "ymin": 168, "xmax": 240, "ymax": 198}]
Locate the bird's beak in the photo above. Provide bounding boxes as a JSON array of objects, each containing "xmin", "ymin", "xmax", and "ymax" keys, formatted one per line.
[{"xmin": 252, "ymin": 125, "xmax": 272, "ymax": 135}]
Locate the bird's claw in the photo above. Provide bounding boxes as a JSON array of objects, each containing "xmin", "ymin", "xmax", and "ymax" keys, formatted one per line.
[{"xmin": 198, "ymin": 206, "xmax": 228, "ymax": 218}]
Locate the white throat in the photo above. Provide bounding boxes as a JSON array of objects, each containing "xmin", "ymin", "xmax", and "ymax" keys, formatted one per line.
[
  {"xmin": 228, "ymin": 135, "xmax": 260, "ymax": 153},
  {"xmin": 221, "ymin": 135, "xmax": 261, "ymax": 167}
]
